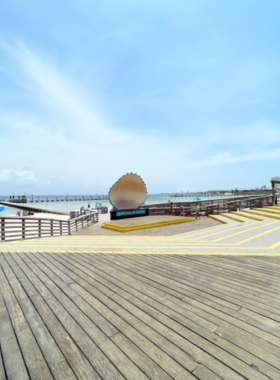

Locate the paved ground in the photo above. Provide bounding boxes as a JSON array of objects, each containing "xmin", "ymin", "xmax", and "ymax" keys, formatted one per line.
[
  {"xmin": 76, "ymin": 215, "xmax": 220, "ymax": 236},
  {"xmin": 1, "ymin": 207, "xmax": 280, "ymax": 379}
]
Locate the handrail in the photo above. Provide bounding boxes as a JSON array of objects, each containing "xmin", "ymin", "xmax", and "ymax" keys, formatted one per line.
[
  {"xmin": 143, "ymin": 195, "xmax": 274, "ymax": 216},
  {"xmin": 0, "ymin": 211, "xmax": 99, "ymax": 242}
]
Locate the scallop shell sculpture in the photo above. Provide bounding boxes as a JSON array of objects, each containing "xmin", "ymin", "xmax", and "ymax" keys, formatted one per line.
[{"xmin": 109, "ymin": 173, "xmax": 147, "ymax": 210}]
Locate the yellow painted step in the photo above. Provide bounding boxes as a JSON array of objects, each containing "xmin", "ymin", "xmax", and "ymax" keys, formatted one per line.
[
  {"xmin": 241, "ymin": 209, "xmax": 280, "ymax": 220},
  {"xmin": 230, "ymin": 211, "xmax": 264, "ymax": 221},
  {"xmin": 260, "ymin": 206, "xmax": 280, "ymax": 210},
  {"xmin": 102, "ymin": 217, "xmax": 195, "ymax": 232},
  {"xmin": 253, "ymin": 207, "xmax": 280, "ymax": 215},
  {"xmin": 208, "ymin": 215, "xmax": 228, "ymax": 224},
  {"xmin": 219, "ymin": 213, "xmax": 246, "ymax": 223}
]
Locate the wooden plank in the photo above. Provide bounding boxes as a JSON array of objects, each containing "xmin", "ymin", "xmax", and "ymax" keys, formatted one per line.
[
  {"xmin": 36, "ymin": 253, "xmax": 119, "ymax": 337},
  {"xmin": 33, "ymin": 293, "xmax": 100, "ymax": 380},
  {"xmin": 124, "ymin": 254, "xmax": 280, "ymax": 321},
  {"xmin": 75, "ymin": 253, "xmax": 280, "ymax": 371},
  {"xmin": 141, "ymin": 254, "xmax": 263, "ymax": 297},
  {"xmin": 108, "ymin": 288, "xmax": 279, "ymax": 379},
  {"xmin": 0, "ymin": 264, "xmax": 29, "ymax": 380},
  {"xmin": 119, "ymin": 252, "xmax": 280, "ymax": 310},
  {"xmin": 43, "ymin": 252, "xmax": 218, "ymax": 332},
  {"xmin": 41, "ymin": 254, "xmax": 198, "ymax": 379},
  {"xmin": 213, "ymin": 324, "xmax": 280, "ymax": 370},
  {"xmin": 51, "ymin": 253, "xmax": 256, "ymax": 380},
  {"xmin": 1, "ymin": 244, "xmax": 279, "ymax": 380},
  {"xmin": 187, "ymin": 256, "xmax": 280, "ymax": 287},
  {"xmin": 0, "ymin": 346, "xmax": 6, "ymax": 380},
  {"xmin": 26, "ymin": 253, "xmax": 197, "ymax": 380},
  {"xmin": 179, "ymin": 256, "xmax": 280, "ymax": 297},
  {"xmin": 111, "ymin": 332, "xmax": 173, "ymax": 380},
  {"xmin": 65, "ymin": 253, "xmax": 280, "ymax": 379},
  {"xmin": 78, "ymin": 253, "xmax": 280, "ymax": 361},
  {"xmin": 2, "ymin": 253, "xmax": 77, "ymax": 380},
  {"xmin": 185, "ymin": 255, "xmax": 280, "ymax": 297},
  {"xmin": 98, "ymin": 254, "xmax": 242, "ymax": 312},
  {"xmin": 19, "ymin": 253, "xmax": 145, "ymax": 380},
  {"xmin": 192, "ymin": 365, "xmax": 223, "ymax": 380},
  {"xmin": 69, "ymin": 282, "xmax": 197, "ymax": 380},
  {"xmin": 161, "ymin": 255, "xmax": 278, "ymax": 299},
  {"xmin": 104, "ymin": 254, "xmax": 243, "ymax": 308},
  {"xmin": 0, "ymin": 262, "xmax": 52, "ymax": 380},
  {"xmin": 96, "ymin": 254, "xmax": 280, "ymax": 342},
  {"xmin": 10, "ymin": 253, "xmax": 101, "ymax": 380}
]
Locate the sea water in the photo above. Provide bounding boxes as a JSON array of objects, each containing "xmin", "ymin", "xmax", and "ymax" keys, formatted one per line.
[{"xmin": 0, "ymin": 194, "xmax": 227, "ymax": 217}]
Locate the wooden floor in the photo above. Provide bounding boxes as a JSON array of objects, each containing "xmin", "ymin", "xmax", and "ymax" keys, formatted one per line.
[{"xmin": 1, "ymin": 251, "xmax": 280, "ymax": 379}]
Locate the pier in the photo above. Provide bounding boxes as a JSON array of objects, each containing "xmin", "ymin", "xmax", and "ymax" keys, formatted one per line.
[
  {"xmin": 0, "ymin": 201, "xmax": 69, "ymax": 215},
  {"xmin": 28, "ymin": 195, "xmax": 109, "ymax": 203},
  {"xmin": 0, "ymin": 204, "xmax": 280, "ymax": 379},
  {"xmin": 0, "ymin": 195, "xmax": 109, "ymax": 203}
]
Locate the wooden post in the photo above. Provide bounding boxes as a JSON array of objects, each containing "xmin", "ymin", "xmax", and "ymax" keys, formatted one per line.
[
  {"xmin": 39, "ymin": 219, "xmax": 41, "ymax": 238},
  {"xmin": 22, "ymin": 219, "xmax": 25, "ymax": 239},
  {"xmin": 271, "ymin": 180, "xmax": 275, "ymax": 202},
  {"xmin": 1, "ymin": 219, "xmax": 5, "ymax": 241},
  {"xmin": 60, "ymin": 221, "xmax": 62, "ymax": 235},
  {"xmin": 68, "ymin": 221, "xmax": 71, "ymax": 235},
  {"xmin": 75, "ymin": 219, "xmax": 78, "ymax": 231},
  {"xmin": 51, "ymin": 220, "xmax": 53, "ymax": 236}
]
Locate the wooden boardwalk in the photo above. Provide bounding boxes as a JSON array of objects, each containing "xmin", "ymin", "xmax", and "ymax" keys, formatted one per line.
[{"xmin": 1, "ymin": 212, "xmax": 280, "ymax": 379}]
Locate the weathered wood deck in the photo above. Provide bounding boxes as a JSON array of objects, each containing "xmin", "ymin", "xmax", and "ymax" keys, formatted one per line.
[{"xmin": 1, "ymin": 250, "xmax": 280, "ymax": 379}]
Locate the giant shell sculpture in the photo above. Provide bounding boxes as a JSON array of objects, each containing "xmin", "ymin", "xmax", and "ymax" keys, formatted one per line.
[{"xmin": 109, "ymin": 173, "xmax": 147, "ymax": 210}]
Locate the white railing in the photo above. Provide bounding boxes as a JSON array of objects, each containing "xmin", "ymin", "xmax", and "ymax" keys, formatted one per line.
[{"xmin": 0, "ymin": 211, "xmax": 99, "ymax": 242}]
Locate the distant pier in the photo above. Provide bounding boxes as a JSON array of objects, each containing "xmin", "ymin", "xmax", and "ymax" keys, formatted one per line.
[
  {"xmin": 0, "ymin": 195, "xmax": 109, "ymax": 203},
  {"xmin": 0, "ymin": 201, "xmax": 69, "ymax": 215}
]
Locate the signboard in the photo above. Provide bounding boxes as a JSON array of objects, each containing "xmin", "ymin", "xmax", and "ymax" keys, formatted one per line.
[
  {"xmin": 111, "ymin": 208, "xmax": 149, "ymax": 220},
  {"xmin": 116, "ymin": 209, "xmax": 146, "ymax": 217}
]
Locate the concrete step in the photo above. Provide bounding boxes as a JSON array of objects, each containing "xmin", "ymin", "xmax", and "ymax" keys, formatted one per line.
[
  {"xmin": 219, "ymin": 213, "xmax": 247, "ymax": 223},
  {"xmin": 253, "ymin": 207, "xmax": 280, "ymax": 215},
  {"xmin": 230, "ymin": 211, "xmax": 265, "ymax": 222},
  {"xmin": 208, "ymin": 214, "xmax": 239, "ymax": 224},
  {"xmin": 242, "ymin": 209, "xmax": 280, "ymax": 220}
]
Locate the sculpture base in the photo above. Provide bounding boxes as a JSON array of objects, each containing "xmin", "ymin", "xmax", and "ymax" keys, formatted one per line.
[{"xmin": 110, "ymin": 208, "xmax": 149, "ymax": 220}]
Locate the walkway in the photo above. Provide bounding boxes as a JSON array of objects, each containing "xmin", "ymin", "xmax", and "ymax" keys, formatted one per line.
[{"xmin": 1, "ymin": 208, "xmax": 280, "ymax": 379}]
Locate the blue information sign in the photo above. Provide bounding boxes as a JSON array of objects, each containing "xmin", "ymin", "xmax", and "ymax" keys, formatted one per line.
[{"xmin": 116, "ymin": 209, "xmax": 146, "ymax": 217}]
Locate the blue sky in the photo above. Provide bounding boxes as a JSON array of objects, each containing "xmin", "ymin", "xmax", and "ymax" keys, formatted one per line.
[{"xmin": 0, "ymin": 0, "xmax": 279, "ymax": 195}]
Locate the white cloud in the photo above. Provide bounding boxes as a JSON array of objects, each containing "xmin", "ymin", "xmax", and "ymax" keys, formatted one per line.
[
  {"xmin": 195, "ymin": 149, "xmax": 280, "ymax": 168},
  {"xmin": 0, "ymin": 169, "xmax": 37, "ymax": 184},
  {"xmin": 0, "ymin": 39, "xmax": 278, "ymax": 193}
]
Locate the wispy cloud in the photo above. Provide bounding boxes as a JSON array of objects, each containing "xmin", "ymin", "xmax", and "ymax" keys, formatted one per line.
[
  {"xmin": 0, "ymin": 169, "xmax": 37, "ymax": 184},
  {"xmin": 195, "ymin": 149, "xmax": 280, "ymax": 168}
]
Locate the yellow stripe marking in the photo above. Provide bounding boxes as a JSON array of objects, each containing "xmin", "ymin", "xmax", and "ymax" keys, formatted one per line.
[
  {"xmin": 269, "ymin": 240, "xmax": 280, "ymax": 249},
  {"xmin": 212, "ymin": 221, "xmax": 278, "ymax": 242},
  {"xmin": 236, "ymin": 225, "xmax": 280, "ymax": 245},
  {"xmin": 193, "ymin": 221, "xmax": 261, "ymax": 241},
  {"xmin": 3, "ymin": 249, "xmax": 280, "ymax": 256},
  {"xmin": 230, "ymin": 212, "xmax": 265, "ymax": 221},
  {"xmin": 0, "ymin": 243, "xmax": 272, "ymax": 250},
  {"xmin": 208, "ymin": 215, "xmax": 228, "ymax": 224},
  {"xmin": 219, "ymin": 213, "xmax": 246, "ymax": 223},
  {"xmin": 254, "ymin": 207, "xmax": 280, "ymax": 215},
  {"xmin": 102, "ymin": 217, "xmax": 195, "ymax": 232},
  {"xmin": 242, "ymin": 209, "xmax": 280, "ymax": 220}
]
